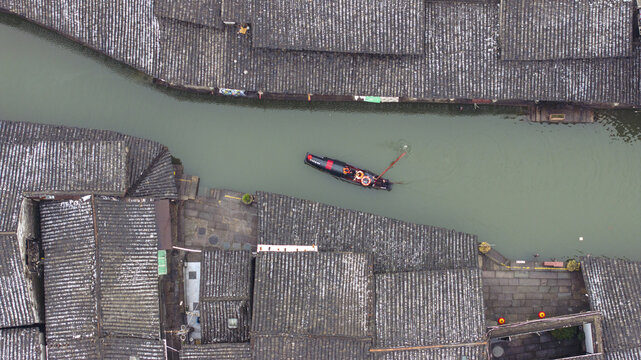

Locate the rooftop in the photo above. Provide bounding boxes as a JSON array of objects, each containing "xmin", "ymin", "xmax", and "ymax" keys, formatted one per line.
[
  {"xmin": 0, "ymin": 119, "xmax": 178, "ymax": 359},
  {"xmin": 0, "ymin": 120, "xmax": 177, "ymax": 212},
  {"xmin": 252, "ymin": 0, "xmax": 425, "ymax": 55},
  {"xmin": 252, "ymin": 252, "xmax": 373, "ymax": 358},
  {"xmin": 0, "ymin": 234, "xmax": 39, "ymax": 328},
  {"xmin": 200, "ymin": 250, "xmax": 253, "ymax": 343},
  {"xmin": 257, "ymin": 191, "xmax": 478, "ymax": 273},
  {"xmin": 374, "ymin": 268, "xmax": 486, "ymax": 349},
  {"xmin": 0, "ymin": 327, "xmax": 44, "ymax": 360},
  {"xmin": 39, "ymin": 196, "xmax": 163, "ymax": 357},
  {"xmin": 1, "ymin": 0, "xmax": 640, "ymax": 106},
  {"xmin": 582, "ymin": 256, "xmax": 641, "ymax": 358},
  {"xmin": 180, "ymin": 343, "xmax": 251, "ymax": 359},
  {"xmin": 499, "ymin": 0, "xmax": 633, "ymax": 60}
]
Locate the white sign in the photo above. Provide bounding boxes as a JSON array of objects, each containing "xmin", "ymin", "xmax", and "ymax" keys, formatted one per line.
[{"xmin": 257, "ymin": 245, "xmax": 318, "ymax": 252}]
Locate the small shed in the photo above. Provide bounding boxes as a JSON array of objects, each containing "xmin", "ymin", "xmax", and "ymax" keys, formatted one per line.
[{"xmin": 199, "ymin": 250, "xmax": 253, "ymax": 343}]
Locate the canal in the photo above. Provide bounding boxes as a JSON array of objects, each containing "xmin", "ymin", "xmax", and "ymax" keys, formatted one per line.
[{"xmin": 1, "ymin": 14, "xmax": 640, "ymax": 260}]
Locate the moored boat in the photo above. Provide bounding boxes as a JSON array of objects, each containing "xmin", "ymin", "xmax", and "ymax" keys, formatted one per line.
[{"xmin": 304, "ymin": 153, "xmax": 392, "ymax": 191}]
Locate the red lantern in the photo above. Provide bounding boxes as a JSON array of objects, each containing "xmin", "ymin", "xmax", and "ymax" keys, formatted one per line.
[
  {"xmin": 497, "ymin": 317, "xmax": 506, "ymax": 325},
  {"xmin": 538, "ymin": 311, "xmax": 546, "ymax": 319}
]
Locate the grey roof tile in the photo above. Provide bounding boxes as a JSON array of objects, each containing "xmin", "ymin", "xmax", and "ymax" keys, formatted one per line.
[
  {"xmin": 499, "ymin": 0, "xmax": 632, "ymax": 60},
  {"xmin": 253, "ymin": 252, "xmax": 373, "ymax": 338},
  {"xmin": 100, "ymin": 337, "xmax": 166, "ymax": 359},
  {"xmin": 605, "ymin": 348, "xmax": 641, "ymax": 360},
  {"xmin": 180, "ymin": 343, "xmax": 251, "ymax": 359},
  {"xmin": 257, "ymin": 191, "xmax": 478, "ymax": 273},
  {"xmin": 200, "ymin": 250, "xmax": 253, "ymax": 343},
  {"xmin": 253, "ymin": 336, "xmax": 372, "ymax": 360},
  {"xmin": 0, "ymin": 0, "xmax": 158, "ymax": 74},
  {"xmin": 0, "ymin": 235, "xmax": 38, "ymax": 328},
  {"xmin": 582, "ymin": 256, "xmax": 641, "ymax": 355},
  {"xmin": 201, "ymin": 250, "xmax": 252, "ymax": 300},
  {"xmin": 40, "ymin": 199, "xmax": 99, "ymax": 344},
  {"xmin": 201, "ymin": 300, "xmax": 251, "ymax": 343},
  {"xmin": 0, "ymin": 327, "xmax": 44, "ymax": 360},
  {"xmin": 0, "ymin": 120, "xmax": 177, "ymax": 210},
  {"xmin": 39, "ymin": 196, "xmax": 161, "ymax": 356},
  {"xmin": 374, "ymin": 268, "xmax": 486, "ymax": 348},
  {"xmin": 153, "ymin": 0, "xmax": 223, "ymax": 29},
  {"xmin": 2, "ymin": 2, "xmax": 640, "ymax": 105},
  {"xmin": 94, "ymin": 198, "xmax": 161, "ymax": 339},
  {"xmin": 371, "ymin": 345, "xmax": 488, "ymax": 359},
  {"xmin": 220, "ymin": 0, "xmax": 252, "ymax": 23},
  {"xmin": 252, "ymin": 0, "xmax": 425, "ymax": 55},
  {"xmin": 0, "ymin": 141, "xmax": 129, "ymax": 232},
  {"xmin": 46, "ymin": 340, "xmax": 100, "ymax": 360}
]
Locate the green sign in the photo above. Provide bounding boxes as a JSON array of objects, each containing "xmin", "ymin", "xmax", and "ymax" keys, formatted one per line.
[
  {"xmin": 158, "ymin": 250, "xmax": 167, "ymax": 275},
  {"xmin": 363, "ymin": 96, "xmax": 382, "ymax": 103}
]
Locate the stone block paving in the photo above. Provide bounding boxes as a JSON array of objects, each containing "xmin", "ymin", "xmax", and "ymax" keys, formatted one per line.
[
  {"xmin": 493, "ymin": 332, "xmax": 583, "ymax": 360},
  {"xmin": 482, "ymin": 255, "xmax": 590, "ymax": 359},
  {"xmin": 482, "ymin": 263, "xmax": 589, "ymax": 325},
  {"xmin": 181, "ymin": 189, "xmax": 257, "ymax": 252}
]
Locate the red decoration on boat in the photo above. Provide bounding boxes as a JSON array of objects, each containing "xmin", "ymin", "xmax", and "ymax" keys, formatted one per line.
[{"xmin": 304, "ymin": 153, "xmax": 392, "ymax": 191}]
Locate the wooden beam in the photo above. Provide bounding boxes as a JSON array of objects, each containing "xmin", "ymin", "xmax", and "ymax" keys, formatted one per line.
[
  {"xmin": 488, "ymin": 311, "xmax": 603, "ymax": 338},
  {"xmin": 370, "ymin": 341, "xmax": 487, "ymax": 353}
]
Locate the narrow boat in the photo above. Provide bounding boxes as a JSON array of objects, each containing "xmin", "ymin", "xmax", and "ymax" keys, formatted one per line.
[{"xmin": 304, "ymin": 153, "xmax": 392, "ymax": 191}]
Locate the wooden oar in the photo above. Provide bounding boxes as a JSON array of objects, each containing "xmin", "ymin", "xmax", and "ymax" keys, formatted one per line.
[{"xmin": 375, "ymin": 151, "xmax": 407, "ymax": 182}]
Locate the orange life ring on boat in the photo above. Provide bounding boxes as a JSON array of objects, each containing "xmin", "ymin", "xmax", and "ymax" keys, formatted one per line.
[
  {"xmin": 361, "ymin": 176, "xmax": 372, "ymax": 186},
  {"xmin": 355, "ymin": 171, "xmax": 364, "ymax": 180},
  {"xmin": 342, "ymin": 167, "xmax": 350, "ymax": 175}
]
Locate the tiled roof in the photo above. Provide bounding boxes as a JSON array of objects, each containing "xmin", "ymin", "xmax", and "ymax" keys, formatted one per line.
[
  {"xmin": 499, "ymin": 0, "xmax": 632, "ymax": 60},
  {"xmin": 252, "ymin": 252, "xmax": 373, "ymax": 358},
  {"xmin": 0, "ymin": 235, "xmax": 38, "ymax": 328},
  {"xmin": 153, "ymin": 0, "xmax": 223, "ymax": 29},
  {"xmin": 39, "ymin": 196, "xmax": 161, "ymax": 357},
  {"xmin": 200, "ymin": 250, "xmax": 253, "ymax": 343},
  {"xmin": 0, "ymin": 327, "xmax": 44, "ymax": 360},
  {"xmin": 0, "ymin": 120, "xmax": 177, "ymax": 208},
  {"xmin": 374, "ymin": 268, "xmax": 486, "ymax": 348},
  {"xmin": 257, "ymin": 191, "xmax": 478, "ymax": 273},
  {"xmin": 252, "ymin": 0, "xmax": 425, "ymax": 55},
  {"xmin": 0, "ymin": 141, "xmax": 128, "ymax": 195},
  {"xmin": 180, "ymin": 343, "xmax": 251, "ymax": 359},
  {"xmin": 220, "ymin": 0, "xmax": 252, "ymax": 23},
  {"xmin": 100, "ymin": 337, "xmax": 166, "ymax": 358},
  {"xmin": 557, "ymin": 355, "xmax": 605, "ymax": 360},
  {"xmin": 1, "ymin": 1, "xmax": 640, "ymax": 105},
  {"xmin": 0, "ymin": 0, "xmax": 157, "ymax": 73},
  {"xmin": 46, "ymin": 340, "xmax": 99, "ymax": 360},
  {"xmin": 40, "ymin": 199, "xmax": 98, "ymax": 344},
  {"xmin": 604, "ymin": 348, "xmax": 641, "ymax": 359},
  {"xmin": 0, "ymin": 141, "xmax": 128, "ymax": 232},
  {"xmin": 371, "ymin": 345, "xmax": 488, "ymax": 359},
  {"xmin": 94, "ymin": 199, "xmax": 161, "ymax": 339},
  {"xmin": 127, "ymin": 148, "xmax": 178, "ymax": 198},
  {"xmin": 582, "ymin": 256, "xmax": 641, "ymax": 357},
  {"xmin": 253, "ymin": 336, "xmax": 372, "ymax": 360}
]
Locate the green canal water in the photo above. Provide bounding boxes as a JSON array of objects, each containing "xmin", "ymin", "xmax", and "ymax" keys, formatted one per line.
[{"xmin": 1, "ymin": 14, "xmax": 640, "ymax": 260}]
